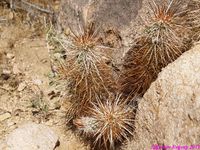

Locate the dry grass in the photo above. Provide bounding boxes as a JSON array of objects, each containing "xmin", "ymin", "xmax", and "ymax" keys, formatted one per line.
[
  {"xmin": 119, "ymin": 0, "xmax": 189, "ymax": 98},
  {"xmin": 73, "ymin": 94, "xmax": 135, "ymax": 150}
]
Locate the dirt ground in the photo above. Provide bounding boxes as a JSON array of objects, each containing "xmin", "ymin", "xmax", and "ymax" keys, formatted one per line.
[{"xmin": 0, "ymin": 3, "xmax": 90, "ymax": 150}]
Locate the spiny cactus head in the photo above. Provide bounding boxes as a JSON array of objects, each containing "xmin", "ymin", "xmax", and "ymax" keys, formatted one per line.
[
  {"xmin": 70, "ymin": 22, "xmax": 100, "ymax": 51},
  {"xmin": 73, "ymin": 95, "xmax": 135, "ymax": 149},
  {"xmin": 150, "ymin": 0, "xmax": 183, "ymax": 24},
  {"xmin": 138, "ymin": 0, "xmax": 188, "ymax": 74}
]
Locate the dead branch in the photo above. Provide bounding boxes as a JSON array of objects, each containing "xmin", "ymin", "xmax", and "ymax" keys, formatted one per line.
[
  {"xmin": 3, "ymin": 0, "xmax": 54, "ymax": 15},
  {"xmin": 21, "ymin": 0, "xmax": 53, "ymax": 14}
]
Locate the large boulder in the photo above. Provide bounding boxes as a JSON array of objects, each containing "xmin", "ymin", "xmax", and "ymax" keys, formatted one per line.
[
  {"xmin": 5, "ymin": 123, "xmax": 59, "ymax": 150},
  {"xmin": 123, "ymin": 42, "xmax": 200, "ymax": 150},
  {"xmin": 58, "ymin": 0, "xmax": 142, "ymax": 31}
]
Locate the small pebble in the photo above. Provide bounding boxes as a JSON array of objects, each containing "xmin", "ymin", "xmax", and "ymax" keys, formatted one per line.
[
  {"xmin": 0, "ymin": 113, "xmax": 11, "ymax": 122},
  {"xmin": 17, "ymin": 82, "xmax": 26, "ymax": 91},
  {"xmin": 13, "ymin": 65, "xmax": 21, "ymax": 74},
  {"xmin": 2, "ymin": 69, "xmax": 11, "ymax": 75},
  {"xmin": 6, "ymin": 53, "xmax": 15, "ymax": 59},
  {"xmin": 33, "ymin": 79, "xmax": 43, "ymax": 85}
]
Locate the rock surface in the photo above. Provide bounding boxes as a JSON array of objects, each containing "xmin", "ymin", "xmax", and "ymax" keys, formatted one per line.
[
  {"xmin": 5, "ymin": 123, "xmax": 59, "ymax": 150},
  {"xmin": 58, "ymin": 0, "xmax": 142, "ymax": 31},
  {"xmin": 124, "ymin": 43, "xmax": 200, "ymax": 150}
]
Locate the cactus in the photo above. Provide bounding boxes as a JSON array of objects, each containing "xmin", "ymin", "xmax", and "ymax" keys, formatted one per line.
[
  {"xmin": 119, "ymin": 0, "xmax": 189, "ymax": 98},
  {"xmin": 141, "ymin": 0, "xmax": 188, "ymax": 73},
  {"xmin": 73, "ymin": 94, "xmax": 135, "ymax": 149},
  {"xmin": 56, "ymin": 21, "xmax": 116, "ymax": 120}
]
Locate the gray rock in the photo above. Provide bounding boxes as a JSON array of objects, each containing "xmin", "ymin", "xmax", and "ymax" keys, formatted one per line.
[
  {"xmin": 124, "ymin": 43, "xmax": 200, "ymax": 150},
  {"xmin": 58, "ymin": 0, "xmax": 142, "ymax": 31},
  {"xmin": 6, "ymin": 123, "xmax": 59, "ymax": 150}
]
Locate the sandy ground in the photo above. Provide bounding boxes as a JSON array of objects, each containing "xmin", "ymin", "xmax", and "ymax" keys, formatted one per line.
[{"xmin": 0, "ymin": 4, "xmax": 89, "ymax": 149}]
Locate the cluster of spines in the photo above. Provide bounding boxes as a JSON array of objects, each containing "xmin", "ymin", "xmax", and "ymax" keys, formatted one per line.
[
  {"xmin": 119, "ymin": 0, "xmax": 190, "ymax": 98},
  {"xmin": 55, "ymin": 20, "xmax": 136, "ymax": 149},
  {"xmin": 73, "ymin": 94, "xmax": 135, "ymax": 150},
  {"xmin": 57, "ymin": 21, "xmax": 117, "ymax": 120},
  {"xmin": 51, "ymin": 0, "xmax": 197, "ymax": 149}
]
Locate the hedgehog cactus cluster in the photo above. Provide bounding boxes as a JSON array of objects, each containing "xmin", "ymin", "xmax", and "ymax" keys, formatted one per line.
[
  {"xmin": 55, "ymin": 21, "xmax": 117, "ymax": 119},
  {"xmin": 47, "ymin": 0, "xmax": 197, "ymax": 149},
  {"xmin": 119, "ymin": 0, "xmax": 190, "ymax": 98}
]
